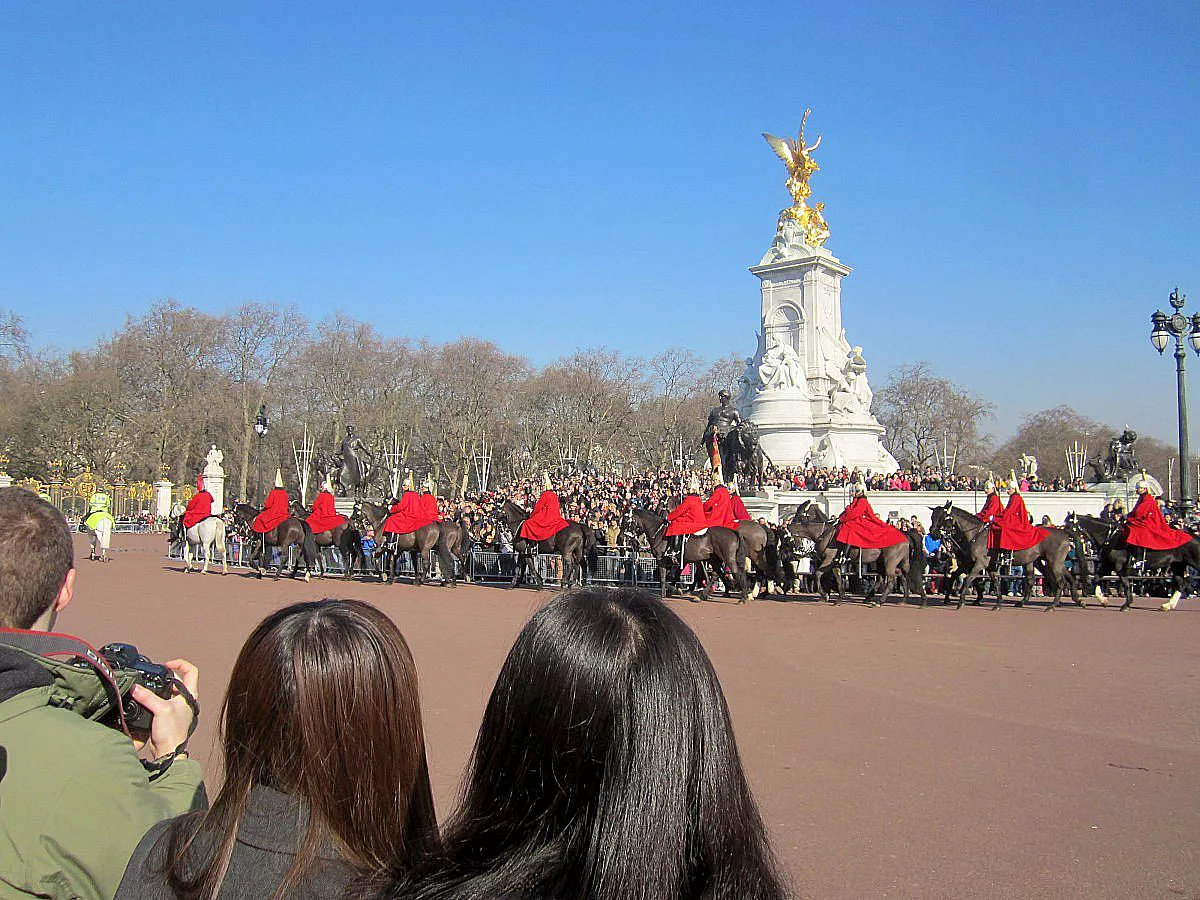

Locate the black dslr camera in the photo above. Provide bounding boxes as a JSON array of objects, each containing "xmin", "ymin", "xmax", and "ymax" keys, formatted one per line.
[{"xmin": 97, "ymin": 643, "xmax": 175, "ymax": 733}]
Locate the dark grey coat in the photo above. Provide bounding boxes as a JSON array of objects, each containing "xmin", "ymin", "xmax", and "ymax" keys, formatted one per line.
[{"xmin": 115, "ymin": 783, "xmax": 358, "ymax": 899}]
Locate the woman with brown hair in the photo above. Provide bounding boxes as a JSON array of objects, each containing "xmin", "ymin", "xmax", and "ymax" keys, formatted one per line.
[{"xmin": 117, "ymin": 599, "xmax": 438, "ymax": 899}]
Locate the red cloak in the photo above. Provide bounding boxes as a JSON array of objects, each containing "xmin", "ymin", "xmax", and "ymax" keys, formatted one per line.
[
  {"xmin": 703, "ymin": 486, "xmax": 738, "ymax": 530},
  {"xmin": 307, "ymin": 491, "xmax": 347, "ymax": 534},
  {"xmin": 384, "ymin": 492, "xmax": 433, "ymax": 534},
  {"xmin": 420, "ymin": 493, "xmax": 441, "ymax": 524},
  {"xmin": 836, "ymin": 496, "xmax": 907, "ymax": 549},
  {"xmin": 665, "ymin": 495, "xmax": 709, "ymax": 537},
  {"xmin": 731, "ymin": 494, "xmax": 751, "ymax": 522},
  {"xmin": 519, "ymin": 491, "xmax": 571, "ymax": 541},
  {"xmin": 1125, "ymin": 492, "xmax": 1192, "ymax": 550},
  {"xmin": 182, "ymin": 491, "xmax": 213, "ymax": 529},
  {"xmin": 252, "ymin": 488, "xmax": 292, "ymax": 534},
  {"xmin": 976, "ymin": 493, "xmax": 1003, "ymax": 523},
  {"xmin": 977, "ymin": 492, "xmax": 1003, "ymax": 549},
  {"xmin": 994, "ymin": 493, "xmax": 1049, "ymax": 551}
]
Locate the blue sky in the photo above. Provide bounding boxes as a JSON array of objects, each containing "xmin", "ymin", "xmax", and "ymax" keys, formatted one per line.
[{"xmin": 2, "ymin": 1, "xmax": 1197, "ymax": 446}]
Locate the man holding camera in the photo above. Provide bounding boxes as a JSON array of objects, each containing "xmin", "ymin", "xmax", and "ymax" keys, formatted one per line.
[{"xmin": 0, "ymin": 487, "xmax": 205, "ymax": 899}]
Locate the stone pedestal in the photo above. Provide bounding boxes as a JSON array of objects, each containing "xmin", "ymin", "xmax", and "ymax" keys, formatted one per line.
[
  {"xmin": 740, "ymin": 246, "xmax": 898, "ymax": 472},
  {"xmin": 202, "ymin": 474, "xmax": 225, "ymax": 514},
  {"xmin": 0, "ymin": 474, "xmax": 11, "ymax": 490},
  {"xmin": 154, "ymin": 481, "xmax": 174, "ymax": 518}
]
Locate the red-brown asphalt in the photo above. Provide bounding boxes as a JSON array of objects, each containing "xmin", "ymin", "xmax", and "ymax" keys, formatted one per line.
[{"xmin": 63, "ymin": 535, "xmax": 1200, "ymax": 899}]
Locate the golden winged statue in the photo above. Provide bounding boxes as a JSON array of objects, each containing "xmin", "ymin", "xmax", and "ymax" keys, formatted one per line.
[{"xmin": 762, "ymin": 108, "xmax": 830, "ymax": 248}]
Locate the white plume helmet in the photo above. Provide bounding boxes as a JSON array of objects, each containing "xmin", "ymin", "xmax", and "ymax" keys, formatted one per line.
[
  {"xmin": 323, "ymin": 475, "xmax": 334, "ymax": 493},
  {"xmin": 402, "ymin": 469, "xmax": 415, "ymax": 491},
  {"xmin": 852, "ymin": 478, "xmax": 867, "ymax": 496},
  {"xmin": 423, "ymin": 474, "xmax": 436, "ymax": 494},
  {"xmin": 688, "ymin": 474, "xmax": 701, "ymax": 495},
  {"xmin": 1136, "ymin": 469, "xmax": 1157, "ymax": 495},
  {"xmin": 274, "ymin": 468, "xmax": 284, "ymax": 489},
  {"xmin": 730, "ymin": 474, "xmax": 740, "ymax": 494},
  {"xmin": 712, "ymin": 466, "xmax": 725, "ymax": 486},
  {"xmin": 1009, "ymin": 469, "xmax": 1020, "ymax": 493},
  {"xmin": 542, "ymin": 471, "xmax": 553, "ymax": 492}
]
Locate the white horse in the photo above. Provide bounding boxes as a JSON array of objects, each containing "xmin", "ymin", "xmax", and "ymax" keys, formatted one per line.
[
  {"xmin": 173, "ymin": 516, "xmax": 228, "ymax": 575},
  {"xmin": 88, "ymin": 518, "xmax": 113, "ymax": 562}
]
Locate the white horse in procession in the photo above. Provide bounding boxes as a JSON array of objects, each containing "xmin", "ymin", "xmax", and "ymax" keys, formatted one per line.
[{"xmin": 171, "ymin": 514, "xmax": 229, "ymax": 575}]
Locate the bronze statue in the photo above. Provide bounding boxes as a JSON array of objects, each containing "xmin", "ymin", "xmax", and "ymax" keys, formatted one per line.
[
  {"xmin": 1090, "ymin": 428, "xmax": 1140, "ymax": 483},
  {"xmin": 701, "ymin": 390, "xmax": 742, "ymax": 475},
  {"xmin": 338, "ymin": 425, "xmax": 375, "ymax": 497}
]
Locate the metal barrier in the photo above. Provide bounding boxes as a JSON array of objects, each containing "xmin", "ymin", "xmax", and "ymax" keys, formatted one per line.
[{"xmin": 166, "ymin": 543, "xmax": 691, "ymax": 588}]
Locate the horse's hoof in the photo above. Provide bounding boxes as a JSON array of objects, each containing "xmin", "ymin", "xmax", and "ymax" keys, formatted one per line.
[{"xmin": 303, "ymin": 573, "xmax": 311, "ymax": 583}]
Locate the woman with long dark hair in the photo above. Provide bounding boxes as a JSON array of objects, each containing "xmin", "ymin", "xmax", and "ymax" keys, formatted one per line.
[
  {"xmin": 393, "ymin": 586, "xmax": 789, "ymax": 900},
  {"xmin": 117, "ymin": 599, "xmax": 438, "ymax": 899}
]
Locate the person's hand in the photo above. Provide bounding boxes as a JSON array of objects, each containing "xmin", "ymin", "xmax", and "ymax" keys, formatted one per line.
[{"xmin": 132, "ymin": 659, "xmax": 199, "ymax": 761}]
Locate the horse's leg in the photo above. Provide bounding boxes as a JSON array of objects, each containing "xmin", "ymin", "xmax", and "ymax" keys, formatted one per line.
[
  {"xmin": 438, "ymin": 535, "xmax": 456, "ymax": 588},
  {"xmin": 694, "ymin": 560, "xmax": 708, "ymax": 602},
  {"xmin": 1161, "ymin": 565, "xmax": 1184, "ymax": 611},
  {"xmin": 508, "ymin": 548, "xmax": 522, "ymax": 589},
  {"xmin": 200, "ymin": 536, "xmax": 210, "ymax": 575},
  {"xmin": 412, "ymin": 547, "xmax": 425, "ymax": 586},
  {"xmin": 1119, "ymin": 567, "xmax": 1135, "ymax": 610}
]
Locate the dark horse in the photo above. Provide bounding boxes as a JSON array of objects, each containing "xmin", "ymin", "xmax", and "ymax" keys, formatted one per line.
[
  {"xmin": 231, "ymin": 503, "xmax": 318, "ymax": 581},
  {"xmin": 355, "ymin": 500, "xmax": 457, "ymax": 587},
  {"xmin": 494, "ymin": 500, "xmax": 593, "ymax": 590},
  {"xmin": 719, "ymin": 421, "xmax": 767, "ymax": 489},
  {"xmin": 625, "ymin": 507, "xmax": 746, "ymax": 602},
  {"xmin": 735, "ymin": 518, "xmax": 784, "ymax": 599},
  {"xmin": 1064, "ymin": 512, "xmax": 1200, "ymax": 611},
  {"xmin": 1062, "ymin": 513, "xmax": 1124, "ymax": 606},
  {"xmin": 289, "ymin": 501, "xmax": 364, "ymax": 580},
  {"xmin": 929, "ymin": 502, "xmax": 1078, "ymax": 610},
  {"xmin": 787, "ymin": 501, "xmax": 926, "ymax": 607}
]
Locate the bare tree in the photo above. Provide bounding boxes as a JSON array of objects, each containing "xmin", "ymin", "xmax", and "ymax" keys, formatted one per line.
[
  {"xmin": 220, "ymin": 302, "xmax": 310, "ymax": 499},
  {"xmin": 875, "ymin": 362, "xmax": 993, "ymax": 469}
]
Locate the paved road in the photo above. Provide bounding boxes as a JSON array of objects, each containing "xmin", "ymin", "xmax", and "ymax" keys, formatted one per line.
[{"xmin": 64, "ymin": 535, "xmax": 1200, "ymax": 899}]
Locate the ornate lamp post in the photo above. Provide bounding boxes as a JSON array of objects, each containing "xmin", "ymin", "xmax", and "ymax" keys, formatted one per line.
[
  {"xmin": 254, "ymin": 404, "xmax": 270, "ymax": 503},
  {"xmin": 1149, "ymin": 288, "xmax": 1200, "ymax": 513}
]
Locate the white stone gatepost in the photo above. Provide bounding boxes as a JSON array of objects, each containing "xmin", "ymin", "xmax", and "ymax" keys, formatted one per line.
[
  {"xmin": 202, "ymin": 445, "xmax": 226, "ymax": 514},
  {"xmin": 154, "ymin": 480, "xmax": 174, "ymax": 518}
]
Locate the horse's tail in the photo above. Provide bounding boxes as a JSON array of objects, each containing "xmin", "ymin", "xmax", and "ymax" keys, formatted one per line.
[
  {"xmin": 339, "ymin": 527, "xmax": 362, "ymax": 575},
  {"xmin": 582, "ymin": 525, "xmax": 599, "ymax": 582},
  {"xmin": 732, "ymin": 532, "xmax": 748, "ymax": 590},
  {"xmin": 302, "ymin": 521, "xmax": 319, "ymax": 568},
  {"xmin": 906, "ymin": 531, "xmax": 927, "ymax": 593}
]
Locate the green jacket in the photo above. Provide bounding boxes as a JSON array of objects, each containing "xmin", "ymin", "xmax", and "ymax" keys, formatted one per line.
[{"xmin": 0, "ymin": 644, "xmax": 206, "ymax": 900}]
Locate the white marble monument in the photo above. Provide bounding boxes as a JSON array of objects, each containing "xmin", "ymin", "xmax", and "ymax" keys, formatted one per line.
[{"xmin": 737, "ymin": 112, "xmax": 898, "ymax": 473}]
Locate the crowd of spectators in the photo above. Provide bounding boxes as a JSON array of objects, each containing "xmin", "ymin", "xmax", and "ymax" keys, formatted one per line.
[
  {"xmin": 760, "ymin": 465, "xmax": 1089, "ymax": 494},
  {"xmin": 446, "ymin": 464, "xmax": 1089, "ymax": 546}
]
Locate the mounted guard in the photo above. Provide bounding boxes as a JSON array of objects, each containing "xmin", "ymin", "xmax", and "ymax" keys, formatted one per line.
[{"xmin": 173, "ymin": 474, "xmax": 227, "ymax": 575}]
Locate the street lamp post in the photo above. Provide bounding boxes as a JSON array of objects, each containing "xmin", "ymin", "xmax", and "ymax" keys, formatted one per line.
[
  {"xmin": 254, "ymin": 404, "xmax": 270, "ymax": 504},
  {"xmin": 1149, "ymin": 288, "xmax": 1200, "ymax": 513}
]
